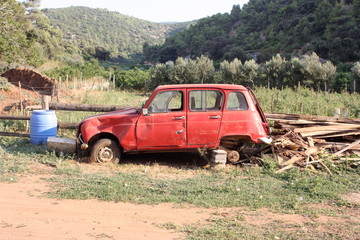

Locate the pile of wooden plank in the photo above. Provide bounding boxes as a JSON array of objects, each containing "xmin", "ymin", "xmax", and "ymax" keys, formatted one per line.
[{"xmin": 264, "ymin": 113, "xmax": 360, "ymax": 173}]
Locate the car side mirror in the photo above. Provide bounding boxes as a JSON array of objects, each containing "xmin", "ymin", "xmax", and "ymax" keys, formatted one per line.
[{"xmin": 142, "ymin": 108, "xmax": 149, "ymax": 116}]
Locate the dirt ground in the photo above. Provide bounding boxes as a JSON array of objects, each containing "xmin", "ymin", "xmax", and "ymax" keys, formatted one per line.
[
  {"xmin": 1, "ymin": 162, "xmax": 359, "ymax": 240},
  {"xmin": 0, "ymin": 173, "xmax": 213, "ymax": 240}
]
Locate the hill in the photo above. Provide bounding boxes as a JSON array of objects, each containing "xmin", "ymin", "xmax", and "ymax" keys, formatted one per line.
[
  {"xmin": 144, "ymin": 0, "xmax": 360, "ymax": 64},
  {"xmin": 42, "ymin": 6, "xmax": 191, "ymax": 60}
]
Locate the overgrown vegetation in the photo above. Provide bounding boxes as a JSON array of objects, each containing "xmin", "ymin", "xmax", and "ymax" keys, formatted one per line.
[
  {"xmin": 144, "ymin": 0, "xmax": 360, "ymax": 64},
  {"xmin": 147, "ymin": 54, "xmax": 360, "ymax": 93},
  {"xmin": 42, "ymin": 6, "xmax": 190, "ymax": 61}
]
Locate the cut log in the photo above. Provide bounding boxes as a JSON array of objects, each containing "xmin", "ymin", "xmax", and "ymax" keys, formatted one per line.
[
  {"xmin": 0, "ymin": 115, "xmax": 30, "ymax": 120},
  {"xmin": 49, "ymin": 102, "xmax": 133, "ymax": 112},
  {"xmin": 0, "ymin": 132, "xmax": 30, "ymax": 138}
]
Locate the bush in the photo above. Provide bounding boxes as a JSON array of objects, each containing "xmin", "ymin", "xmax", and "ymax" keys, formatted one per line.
[{"xmin": 0, "ymin": 77, "xmax": 11, "ymax": 91}]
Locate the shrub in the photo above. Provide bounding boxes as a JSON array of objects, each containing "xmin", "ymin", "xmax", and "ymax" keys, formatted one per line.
[{"xmin": 0, "ymin": 77, "xmax": 11, "ymax": 91}]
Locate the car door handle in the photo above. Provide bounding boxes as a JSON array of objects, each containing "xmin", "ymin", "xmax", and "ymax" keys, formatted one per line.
[
  {"xmin": 176, "ymin": 129, "xmax": 183, "ymax": 134},
  {"xmin": 209, "ymin": 115, "xmax": 220, "ymax": 119},
  {"xmin": 173, "ymin": 116, "xmax": 185, "ymax": 120}
]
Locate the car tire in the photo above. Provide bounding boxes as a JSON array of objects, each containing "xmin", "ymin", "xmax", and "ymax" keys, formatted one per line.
[{"xmin": 89, "ymin": 139, "xmax": 120, "ymax": 164}]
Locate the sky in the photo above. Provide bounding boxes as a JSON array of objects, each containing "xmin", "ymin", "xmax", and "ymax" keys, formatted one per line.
[{"xmin": 39, "ymin": 0, "xmax": 249, "ymax": 23}]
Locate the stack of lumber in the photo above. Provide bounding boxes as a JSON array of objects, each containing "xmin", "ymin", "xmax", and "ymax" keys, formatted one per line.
[{"xmin": 264, "ymin": 113, "xmax": 360, "ymax": 173}]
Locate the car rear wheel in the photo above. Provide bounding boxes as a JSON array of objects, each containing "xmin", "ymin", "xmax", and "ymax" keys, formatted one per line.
[{"xmin": 89, "ymin": 139, "xmax": 120, "ymax": 164}]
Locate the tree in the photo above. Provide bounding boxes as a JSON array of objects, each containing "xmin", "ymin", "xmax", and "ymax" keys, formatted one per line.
[
  {"xmin": 263, "ymin": 54, "xmax": 288, "ymax": 89},
  {"xmin": 0, "ymin": 0, "xmax": 31, "ymax": 64},
  {"xmin": 195, "ymin": 55, "xmax": 215, "ymax": 84},
  {"xmin": 149, "ymin": 64, "xmax": 169, "ymax": 89},
  {"xmin": 220, "ymin": 58, "xmax": 243, "ymax": 84},
  {"xmin": 242, "ymin": 59, "xmax": 258, "ymax": 87},
  {"xmin": 301, "ymin": 52, "xmax": 336, "ymax": 91},
  {"xmin": 351, "ymin": 62, "xmax": 360, "ymax": 93}
]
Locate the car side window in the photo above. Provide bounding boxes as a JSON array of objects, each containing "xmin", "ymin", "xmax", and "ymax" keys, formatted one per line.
[
  {"xmin": 226, "ymin": 92, "xmax": 248, "ymax": 111},
  {"xmin": 148, "ymin": 91, "xmax": 183, "ymax": 113},
  {"xmin": 189, "ymin": 90, "xmax": 223, "ymax": 112}
]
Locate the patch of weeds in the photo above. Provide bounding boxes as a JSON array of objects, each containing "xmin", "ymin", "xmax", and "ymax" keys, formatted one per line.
[
  {"xmin": 0, "ymin": 137, "xmax": 77, "ymax": 180},
  {"xmin": 157, "ymin": 222, "xmax": 180, "ymax": 230},
  {"xmin": 275, "ymin": 168, "xmax": 360, "ymax": 205},
  {"xmin": 182, "ymin": 213, "xmax": 359, "ymax": 240},
  {"xmin": 54, "ymin": 163, "xmax": 82, "ymax": 176}
]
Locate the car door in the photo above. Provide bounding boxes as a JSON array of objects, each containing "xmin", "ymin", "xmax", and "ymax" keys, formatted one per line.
[
  {"xmin": 186, "ymin": 89, "xmax": 223, "ymax": 146},
  {"xmin": 136, "ymin": 90, "xmax": 186, "ymax": 149}
]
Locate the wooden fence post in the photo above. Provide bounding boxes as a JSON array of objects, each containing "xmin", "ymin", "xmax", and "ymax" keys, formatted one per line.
[
  {"xmin": 42, "ymin": 95, "xmax": 51, "ymax": 110},
  {"xmin": 66, "ymin": 74, "xmax": 69, "ymax": 89},
  {"xmin": 18, "ymin": 81, "xmax": 23, "ymax": 114},
  {"xmin": 56, "ymin": 80, "xmax": 60, "ymax": 102},
  {"xmin": 334, "ymin": 108, "xmax": 341, "ymax": 118}
]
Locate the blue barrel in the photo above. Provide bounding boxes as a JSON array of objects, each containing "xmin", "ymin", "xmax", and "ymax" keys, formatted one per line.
[{"xmin": 30, "ymin": 110, "xmax": 57, "ymax": 145}]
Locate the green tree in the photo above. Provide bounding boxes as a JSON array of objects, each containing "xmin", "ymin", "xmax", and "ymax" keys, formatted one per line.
[
  {"xmin": 301, "ymin": 52, "xmax": 336, "ymax": 91},
  {"xmin": 351, "ymin": 62, "xmax": 360, "ymax": 93},
  {"xmin": 242, "ymin": 59, "xmax": 259, "ymax": 87},
  {"xmin": 0, "ymin": 0, "xmax": 31, "ymax": 64},
  {"xmin": 220, "ymin": 58, "xmax": 244, "ymax": 84},
  {"xmin": 195, "ymin": 55, "xmax": 215, "ymax": 84},
  {"xmin": 263, "ymin": 54, "xmax": 288, "ymax": 89}
]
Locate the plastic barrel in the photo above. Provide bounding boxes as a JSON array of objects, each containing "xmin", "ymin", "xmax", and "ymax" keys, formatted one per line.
[{"xmin": 30, "ymin": 110, "xmax": 57, "ymax": 145}]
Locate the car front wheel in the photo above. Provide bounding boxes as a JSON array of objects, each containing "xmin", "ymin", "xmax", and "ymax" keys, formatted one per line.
[{"xmin": 89, "ymin": 139, "xmax": 120, "ymax": 164}]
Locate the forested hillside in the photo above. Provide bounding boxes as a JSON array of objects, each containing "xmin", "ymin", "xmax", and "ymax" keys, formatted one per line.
[
  {"xmin": 0, "ymin": 0, "xmax": 82, "ymax": 67},
  {"xmin": 43, "ymin": 7, "xmax": 190, "ymax": 60},
  {"xmin": 144, "ymin": 0, "xmax": 360, "ymax": 64}
]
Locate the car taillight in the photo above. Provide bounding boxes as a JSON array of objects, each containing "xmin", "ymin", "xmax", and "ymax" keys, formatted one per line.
[{"xmin": 262, "ymin": 122, "xmax": 271, "ymax": 134}]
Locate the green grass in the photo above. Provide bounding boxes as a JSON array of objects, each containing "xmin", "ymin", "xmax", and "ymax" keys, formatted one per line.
[
  {"xmin": 254, "ymin": 86, "xmax": 360, "ymax": 118},
  {"xmin": 180, "ymin": 212, "xmax": 360, "ymax": 240},
  {"xmin": 46, "ymin": 163, "xmax": 360, "ymax": 211},
  {"xmin": 0, "ymin": 137, "xmax": 76, "ymax": 182}
]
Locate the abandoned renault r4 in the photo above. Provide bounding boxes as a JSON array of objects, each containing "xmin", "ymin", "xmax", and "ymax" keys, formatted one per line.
[{"xmin": 77, "ymin": 84, "xmax": 272, "ymax": 164}]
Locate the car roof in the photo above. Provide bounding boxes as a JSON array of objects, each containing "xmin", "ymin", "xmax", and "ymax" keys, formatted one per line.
[{"xmin": 155, "ymin": 84, "xmax": 248, "ymax": 91}]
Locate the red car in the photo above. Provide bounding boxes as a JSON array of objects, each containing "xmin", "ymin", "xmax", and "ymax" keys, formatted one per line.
[{"xmin": 78, "ymin": 84, "xmax": 271, "ymax": 164}]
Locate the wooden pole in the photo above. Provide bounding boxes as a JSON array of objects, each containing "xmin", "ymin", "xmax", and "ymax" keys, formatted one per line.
[
  {"xmin": 0, "ymin": 115, "xmax": 30, "ymax": 120},
  {"xmin": 42, "ymin": 95, "xmax": 51, "ymax": 110},
  {"xmin": 0, "ymin": 132, "xmax": 30, "ymax": 138},
  {"xmin": 112, "ymin": 74, "xmax": 116, "ymax": 90},
  {"xmin": 56, "ymin": 81, "xmax": 60, "ymax": 102},
  {"xmin": 108, "ymin": 73, "xmax": 111, "ymax": 91},
  {"xmin": 66, "ymin": 74, "xmax": 69, "ymax": 89},
  {"xmin": 18, "ymin": 81, "xmax": 23, "ymax": 114},
  {"xmin": 51, "ymin": 83, "xmax": 55, "ymax": 100},
  {"xmin": 49, "ymin": 102, "xmax": 128, "ymax": 112}
]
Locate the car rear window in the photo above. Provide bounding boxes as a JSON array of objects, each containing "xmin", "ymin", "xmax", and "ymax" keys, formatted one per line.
[{"xmin": 226, "ymin": 92, "xmax": 248, "ymax": 110}]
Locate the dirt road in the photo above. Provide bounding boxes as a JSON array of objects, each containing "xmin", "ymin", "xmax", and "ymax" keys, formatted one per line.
[{"xmin": 0, "ymin": 175, "xmax": 213, "ymax": 240}]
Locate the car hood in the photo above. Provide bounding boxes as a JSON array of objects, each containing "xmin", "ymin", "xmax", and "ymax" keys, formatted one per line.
[{"xmin": 79, "ymin": 107, "xmax": 140, "ymax": 124}]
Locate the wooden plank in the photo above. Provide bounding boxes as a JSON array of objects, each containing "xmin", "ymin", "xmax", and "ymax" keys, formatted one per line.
[
  {"xmin": 314, "ymin": 131, "xmax": 360, "ymax": 139},
  {"xmin": 294, "ymin": 124, "xmax": 360, "ymax": 133},
  {"xmin": 0, "ymin": 132, "xmax": 30, "ymax": 138},
  {"xmin": 265, "ymin": 113, "xmax": 360, "ymax": 124},
  {"xmin": 300, "ymin": 130, "xmax": 345, "ymax": 137},
  {"xmin": 333, "ymin": 139, "xmax": 360, "ymax": 157}
]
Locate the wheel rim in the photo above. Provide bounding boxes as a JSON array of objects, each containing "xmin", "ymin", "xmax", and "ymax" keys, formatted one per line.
[{"xmin": 97, "ymin": 146, "xmax": 114, "ymax": 163}]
